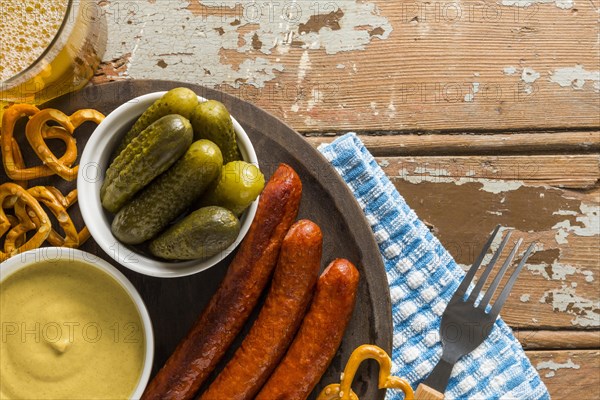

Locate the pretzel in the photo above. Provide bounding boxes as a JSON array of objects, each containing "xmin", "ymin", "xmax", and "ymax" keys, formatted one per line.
[
  {"xmin": 1, "ymin": 136, "xmax": 28, "ymax": 208},
  {"xmin": 3, "ymin": 198, "xmax": 39, "ymax": 254},
  {"xmin": 5, "ymin": 215, "xmax": 26, "ymax": 248},
  {"xmin": 18, "ymin": 187, "xmax": 89, "ymax": 248},
  {"xmin": 25, "ymin": 108, "xmax": 105, "ymax": 181},
  {"xmin": 1, "ymin": 104, "xmax": 47, "ymax": 181},
  {"xmin": 0, "ymin": 183, "xmax": 51, "ymax": 262},
  {"xmin": 317, "ymin": 345, "xmax": 414, "ymax": 400}
]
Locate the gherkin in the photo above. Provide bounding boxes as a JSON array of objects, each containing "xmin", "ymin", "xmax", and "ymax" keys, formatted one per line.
[{"xmin": 191, "ymin": 100, "xmax": 242, "ymax": 164}]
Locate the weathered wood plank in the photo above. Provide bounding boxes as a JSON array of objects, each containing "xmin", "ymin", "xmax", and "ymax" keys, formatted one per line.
[
  {"xmin": 306, "ymin": 143, "xmax": 600, "ymax": 330},
  {"xmin": 383, "ymin": 156, "xmax": 599, "ymax": 330},
  {"xmin": 93, "ymin": 0, "xmax": 600, "ymax": 132},
  {"xmin": 385, "ymin": 154, "xmax": 599, "ymax": 188},
  {"xmin": 527, "ymin": 350, "xmax": 600, "ymax": 398},
  {"xmin": 307, "ymin": 132, "xmax": 600, "ymax": 156},
  {"xmin": 518, "ymin": 330, "xmax": 600, "ymax": 350}
]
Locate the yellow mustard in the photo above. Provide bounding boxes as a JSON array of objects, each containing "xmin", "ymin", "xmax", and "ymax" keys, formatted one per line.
[{"xmin": 0, "ymin": 260, "xmax": 145, "ymax": 399}]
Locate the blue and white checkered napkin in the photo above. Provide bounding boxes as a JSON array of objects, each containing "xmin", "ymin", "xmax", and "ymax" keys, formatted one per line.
[{"xmin": 318, "ymin": 133, "xmax": 550, "ymax": 400}]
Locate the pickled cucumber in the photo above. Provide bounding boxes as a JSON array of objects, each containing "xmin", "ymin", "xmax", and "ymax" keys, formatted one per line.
[
  {"xmin": 111, "ymin": 140, "xmax": 223, "ymax": 244},
  {"xmin": 101, "ymin": 114, "xmax": 193, "ymax": 213},
  {"xmin": 198, "ymin": 161, "xmax": 265, "ymax": 216},
  {"xmin": 115, "ymin": 87, "xmax": 198, "ymax": 156},
  {"xmin": 190, "ymin": 100, "xmax": 242, "ymax": 163},
  {"xmin": 149, "ymin": 206, "xmax": 240, "ymax": 260}
]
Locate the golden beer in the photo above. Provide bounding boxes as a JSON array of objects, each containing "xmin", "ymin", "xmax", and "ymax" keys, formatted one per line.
[{"xmin": 0, "ymin": 0, "xmax": 106, "ymax": 111}]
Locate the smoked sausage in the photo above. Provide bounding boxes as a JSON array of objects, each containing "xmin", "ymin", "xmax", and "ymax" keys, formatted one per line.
[
  {"xmin": 141, "ymin": 163, "xmax": 302, "ymax": 400},
  {"xmin": 255, "ymin": 258, "xmax": 360, "ymax": 400},
  {"xmin": 199, "ymin": 219, "xmax": 323, "ymax": 400}
]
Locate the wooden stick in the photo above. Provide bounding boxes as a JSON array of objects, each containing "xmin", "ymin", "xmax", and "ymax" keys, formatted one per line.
[{"xmin": 415, "ymin": 383, "xmax": 445, "ymax": 400}]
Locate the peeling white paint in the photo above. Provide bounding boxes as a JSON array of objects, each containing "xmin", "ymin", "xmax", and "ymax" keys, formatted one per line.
[
  {"xmin": 336, "ymin": 63, "xmax": 346, "ymax": 69},
  {"xmin": 520, "ymin": 294, "xmax": 530, "ymax": 302},
  {"xmin": 549, "ymin": 65, "xmax": 600, "ymax": 91},
  {"xmin": 297, "ymin": 50, "xmax": 310, "ymax": 84},
  {"xmin": 521, "ymin": 67, "xmax": 540, "ymax": 83},
  {"xmin": 554, "ymin": 224, "xmax": 570, "ymax": 244},
  {"xmin": 303, "ymin": 116, "xmax": 319, "ymax": 126},
  {"xmin": 487, "ymin": 210, "xmax": 503, "ymax": 216},
  {"xmin": 379, "ymin": 159, "xmax": 390, "ymax": 168},
  {"xmin": 306, "ymin": 88, "xmax": 323, "ymax": 111},
  {"xmin": 483, "ymin": 226, "xmax": 513, "ymax": 267},
  {"xmin": 553, "ymin": 210, "xmax": 578, "ymax": 216},
  {"xmin": 464, "ymin": 82, "xmax": 480, "ymax": 102},
  {"xmin": 299, "ymin": 3, "xmax": 392, "ymax": 55},
  {"xmin": 125, "ymin": 22, "xmax": 147, "ymax": 78},
  {"xmin": 399, "ymin": 167, "xmax": 524, "ymax": 193},
  {"xmin": 369, "ymin": 101, "xmax": 379, "ymax": 116},
  {"xmin": 503, "ymin": 66, "xmax": 517, "ymax": 75},
  {"xmin": 541, "ymin": 285, "xmax": 600, "ymax": 327},
  {"xmin": 387, "ymin": 102, "xmax": 397, "ymax": 118},
  {"xmin": 527, "ymin": 261, "xmax": 594, "ymax": 282},
  {"xmin": 501, "ymin": 0, "xmax": 574, "ymax": 9},
  {"xmin": 100, "ymin": 0, "xmax": 391, "ymax": 88},
  {"xmin": 536, "ymin": 359, "xmax": 581, "ymax": 377},
  {"xmin": 479, "ymin": 180, "xmax": 523, "ymax": 194},
  {"xmin": 552, "ymin": 203, "xmax": 600, "ymax": 244}
]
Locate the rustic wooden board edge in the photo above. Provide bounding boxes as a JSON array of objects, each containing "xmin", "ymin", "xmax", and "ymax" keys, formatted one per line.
[{"xmin": 306, "ymin": 132, "xmax": 600, "ymax": 156}]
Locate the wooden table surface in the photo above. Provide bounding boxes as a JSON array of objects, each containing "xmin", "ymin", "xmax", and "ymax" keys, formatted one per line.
[{"xmin": 93, "ymin": 0, "xmax": 600, "ymax": 397}]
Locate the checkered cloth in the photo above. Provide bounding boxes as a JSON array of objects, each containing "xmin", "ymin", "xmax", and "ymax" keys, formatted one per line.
[{"xmin": 318, "ymin": 133, "xmax": 550, "ymax": 400}]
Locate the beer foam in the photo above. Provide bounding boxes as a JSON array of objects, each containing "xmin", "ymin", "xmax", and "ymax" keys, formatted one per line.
[{"xmin": 0, "ymin": 0, "xmax": 69, "ymax": 82}]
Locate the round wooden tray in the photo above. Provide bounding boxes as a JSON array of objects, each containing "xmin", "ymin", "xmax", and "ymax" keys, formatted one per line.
[{"xmin": 12, "ymin": 80, "xmax": 393, "ymax": 399}]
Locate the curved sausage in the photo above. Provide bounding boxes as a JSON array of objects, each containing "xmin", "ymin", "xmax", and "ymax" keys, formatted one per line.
[
  {"xmin": 141, "ymin": 163, "xmax": 302, "ymax": 400},
  {"xmin": 199, "ymin": 219, "xmax": 323, "ymax": 400},
  {"xmin": 256, "ymin": 258, "xmax": 360, "ymax": 400}
]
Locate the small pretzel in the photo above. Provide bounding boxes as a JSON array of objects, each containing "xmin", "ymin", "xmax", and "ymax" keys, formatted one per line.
[
  {"xmin": 3, "ymin": 199, "xmax": 38, "ymax": 253},
  {"xmin": 5, "ymin": 215, "xmax": 26, "ymax": 248},
  {"xmin": 1, "ymin": 104, "xmax": 48, "ymax": 181},
  {"xmin": 20, "ymin": 187, "xmax": 88, "ymax": 248},
  {"xmin": 317, "ymin": 345, "xmax": 414, "ymax": 400},
  {"xmin": 25, "ymin": 108, "xmax": 105, "ymax": 181},
  {"xmin": 1, "ymin": 137, "xmax": 28, "ymax": 208},
  {"xmin": 0, "ymin": 183, "xmax": 51, "ymax": 262}
]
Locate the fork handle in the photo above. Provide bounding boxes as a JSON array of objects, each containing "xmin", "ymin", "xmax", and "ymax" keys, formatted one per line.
[{"xmin": 415, "ymin": 384, "xmax": 444, "ymax": 399}]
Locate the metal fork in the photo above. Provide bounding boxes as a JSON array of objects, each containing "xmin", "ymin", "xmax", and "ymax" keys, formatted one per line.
[{"xmin": 415, "ymin": 225, "xmax": 536, "ymax": 400}]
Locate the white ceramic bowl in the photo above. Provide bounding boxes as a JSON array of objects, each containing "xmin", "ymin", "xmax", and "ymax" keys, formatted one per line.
[
  {"xmin": 78, "ymin": 91, "xmax": 259, "ymax": 278},
  {"xmin": 0, "ymin": 248, "xmax": 154, "ymax": 399}
]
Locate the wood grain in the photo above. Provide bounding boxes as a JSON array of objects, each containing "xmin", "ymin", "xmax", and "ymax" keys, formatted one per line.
[
  {"xmin": 307, "ymin": 131, "xmax": 600, "ymax": 156},
  {"xmin": 518, "ymin": 330, "xmax": 600, "ymax": 350},
  {"xmin": 526, "ymin": 350, "xmax": 600, "ymax": 399},
  {"xmin": 384, "ymin": 160, "xmax": 599, "ymax": 330},
  {"xmin": 94, "ymin": 0, "xmax": 600, "ymax": 132},
  {"xmin": 415, "ymin": 384, "xmax": 445, "ymax": 400}
]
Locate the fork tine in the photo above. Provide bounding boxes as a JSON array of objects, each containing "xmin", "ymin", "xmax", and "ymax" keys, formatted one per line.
[
  {"xmin": 455, "ymin": 225, "xmax": 502, "ymax": 298},
  {"xmin": 478, "ymin": 238, "xmax": 523, "ymax": 310},
  {"xmin": 467, "ymin": 230, "xmax": 512, "ymax": 302},
  {"xmin": 490, "ymin": 242, "xmax": 536, "ymax": 316}
]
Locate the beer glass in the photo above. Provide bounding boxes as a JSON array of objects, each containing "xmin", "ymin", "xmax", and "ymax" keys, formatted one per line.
[{"xmin": 0, "ymin": 0, "xmax": 106, "ymax": 113}]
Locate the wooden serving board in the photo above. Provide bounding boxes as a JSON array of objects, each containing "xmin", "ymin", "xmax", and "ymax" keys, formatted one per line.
[{"xmin": 3, "ymin": 80, "xmax": 393, "ymax": 399}]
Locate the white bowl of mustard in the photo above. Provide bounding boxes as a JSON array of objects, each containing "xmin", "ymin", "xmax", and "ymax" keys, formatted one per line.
[{"xmin": 0, "ymin": 248, "xmax": 154, "ymax": 400}]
